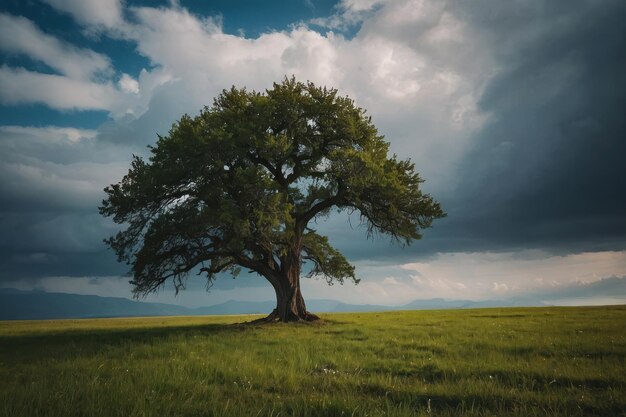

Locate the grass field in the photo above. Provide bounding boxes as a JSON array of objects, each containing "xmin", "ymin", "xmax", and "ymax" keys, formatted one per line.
[{"xmin": 1, "ymin": 306, "xmax": 625, "ymax": 417}]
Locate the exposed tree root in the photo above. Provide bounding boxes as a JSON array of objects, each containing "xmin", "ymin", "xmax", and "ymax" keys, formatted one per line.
[{"xmin": 247, "ymin": 309, "xmax": 321, "ymax": 324}]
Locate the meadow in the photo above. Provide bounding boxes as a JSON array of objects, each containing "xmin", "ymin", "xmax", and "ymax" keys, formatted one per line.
[{"xmin": 1, "ymin": 306, "xmax": 624, "ymax": 417}]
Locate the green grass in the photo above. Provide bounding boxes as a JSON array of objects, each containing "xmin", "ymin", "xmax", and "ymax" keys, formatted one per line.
[{"xmin": 1, "ymin": 306, "xmax": 625, "ymax": 416}]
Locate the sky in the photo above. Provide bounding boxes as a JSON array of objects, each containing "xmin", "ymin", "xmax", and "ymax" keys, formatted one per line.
[{"xmin": 0, "ymin": 0, "xmax": 625, "ymax": 307}]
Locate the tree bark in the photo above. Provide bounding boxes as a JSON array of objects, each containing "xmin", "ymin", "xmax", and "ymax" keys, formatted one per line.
[{"xmin": 262, "ymin": 243, "xmax": 319, "ymax": 322}]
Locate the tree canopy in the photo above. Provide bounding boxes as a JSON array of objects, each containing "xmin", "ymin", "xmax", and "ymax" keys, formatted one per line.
[{"xmin": 100, "ymin": 78, "xmax": 445, "ymax": 322}]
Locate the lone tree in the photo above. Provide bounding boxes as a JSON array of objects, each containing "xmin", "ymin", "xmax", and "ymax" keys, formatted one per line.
[{"xmin": 100, "ymin": 78, "xmax": 445, "ymax": 322}]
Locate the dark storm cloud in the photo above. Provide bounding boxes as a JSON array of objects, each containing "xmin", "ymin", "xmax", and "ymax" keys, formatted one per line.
[
  {"xmin": 0, "ymin": 124, "xmax": 149, "ymax": 282},
  {"xmin": 434, "ymin": 0, "xmax": 626, "ymax": 254},
  {"xmin": 0, "ymin": 133, "xmax": 127, "ymax": 280},
  {"xmin": 0, "ymin": 82, "xmax": 217, "ymax": 283}
]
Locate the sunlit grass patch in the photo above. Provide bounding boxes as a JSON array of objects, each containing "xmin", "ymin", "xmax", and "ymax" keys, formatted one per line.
[{"xmin": 1, "ymin": 306, "xmax": 624, "ymax": 416}]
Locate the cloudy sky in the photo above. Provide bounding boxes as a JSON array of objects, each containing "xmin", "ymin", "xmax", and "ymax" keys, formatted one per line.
[{"xmin": 1, "ymin": 0, "xmax": 625, "ymax": 307}]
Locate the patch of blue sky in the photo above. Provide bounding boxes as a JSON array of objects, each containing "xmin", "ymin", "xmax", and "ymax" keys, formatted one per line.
[
  {"xmin": 172, "ymin": 0, "xmax": 339, "ymax": 38},
  {"xmin": 89, "ymin": 38, "xmax": 153, "ymax": 79},
  {"xmin": 0, "ymin": 104, "xmax": 109, "ymax": 129},
  {"xmin": 2, "ymin": 1, "xmax": 81, "ymax": 44},
  {"xmin": 0, "ymin": 52, "xmax": 59, "ymax": 76},
  {"xmin": 122, "ymin": 0, "xmax": 349, "ymax": 38}
]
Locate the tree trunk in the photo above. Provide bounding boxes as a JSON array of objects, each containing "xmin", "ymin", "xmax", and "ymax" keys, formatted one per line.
[
  {"xmin": 262, "ymin": 245, "xmax": 319, "ymax": 322},
  {"xmin": 272, "ymin": 278, "xmax": 319, "ymax": 322}
]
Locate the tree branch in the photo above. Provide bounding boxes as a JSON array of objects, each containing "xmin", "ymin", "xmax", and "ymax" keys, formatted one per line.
[{"xmin": 248, "ymin": 152, "xmax": 287, "ymax": 187}]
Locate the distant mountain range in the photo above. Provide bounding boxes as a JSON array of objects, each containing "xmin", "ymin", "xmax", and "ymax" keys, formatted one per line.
[
  {"xmin": 0, "ymin": 288, "xmax": 534, "ymax": 320},
  {"xmin": 1, "ymin": 276, "xmax": 624, "ymax": 320}
]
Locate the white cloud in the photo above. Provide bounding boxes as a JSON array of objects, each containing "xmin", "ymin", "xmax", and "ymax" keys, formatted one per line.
[
  {"xmin": 399, "ymin": 250, "xmax": 626, "ymax": 298},
  {"xmin": 0, "ymin": 64, "xmax": 170, "ymax": 118},
  {"xmin": 0, "ymin": 125, "xmax": 97, "ymax": 144},
  {"xmin": 0, "ymin": 66, "xmax": 118, "ymax": 110},
  {"xmin": 311, "ymin": 0, "xmax": 383, "ymax": 29},
  {"xmin": 341, "ymin": 0, "xmax": 383, "ymax": 13},
  {"xmin": 491, "ymin": 282, "xmax": 509, "ymax": 293},
  {"xmin": 382, "ymin": 276, "xmax": 400, "ymax": 285},
  {"xmin": 118, "ymin": 73, "xmax": 139, "ymax": 94},
  {"xmin": 280, "ymin": 28, "xmax": 342, "ymax": 86},
  {"xmin": 0, "ymin": 13, "xmax": 113, "ymax": 80},
  {"xmin": 41, "ymin": 0, "xmax": 124, "ymax": 29},
  {"xmin": 409, "ymin": 274, "xmax": 468, "ymax": 293},
  {"xmin": 123, "ymin": 6, "xmax": 288, "ymax": 94}
]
